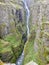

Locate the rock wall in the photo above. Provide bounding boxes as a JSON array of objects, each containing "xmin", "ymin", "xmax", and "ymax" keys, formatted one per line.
[
  {"xmin": 24, "ymin": 0, "xmax": 49, "ymax": 64},
  {"xmin": 33, "ymin": 1, "xmax": 49, "ymax": 65},
  {"xmin": 0, "ymin": 0, "xmax": 25, "ymax": 38}
]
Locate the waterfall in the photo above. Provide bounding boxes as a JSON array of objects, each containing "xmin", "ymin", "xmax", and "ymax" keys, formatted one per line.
[
  {"xmin": 16, "ymin": 0, "xmax": 30, "ymax": 65},
  {"xmin": 16, "ymin": 51, "xmax": 24, "ymax": 65},
  {"xmin": 23, "ymin": 0, "xmax": 30, "ymax": 37}
]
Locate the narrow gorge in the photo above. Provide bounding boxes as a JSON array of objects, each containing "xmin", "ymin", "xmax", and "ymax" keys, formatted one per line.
[
  {"xmin": 0, "ymin": 0, "xmax": 49, "ymax": 65},
  {"xmin": 16, "ymin": 0, "xmax": 30, "ymax": 65}
]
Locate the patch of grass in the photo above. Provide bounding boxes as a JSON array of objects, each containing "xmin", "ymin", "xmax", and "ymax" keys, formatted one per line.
[
  {"xmin": 0, "ymin": 32, "xmax": 22, "ymax": 53},
  {"xmin": 23, "ymin": 30, "xmax": 36, "ymax": 65},
  {"xmin": 0, "ymin": 32, "xmax": 24, "ymax": 63},
  {"xmin": 24, "ymin": 40, "xmax": 37, "ymax": 65},
  {"xmin": 4, "ymin": 34, "xmax": 21, "ymax": 47},
  {"xmin": 0, "ymin": 27, "xmax": 24, "ymax": 63},
  {"xmin": 0, "ymin": 39, "xmax": 12, "ymax": 53}
]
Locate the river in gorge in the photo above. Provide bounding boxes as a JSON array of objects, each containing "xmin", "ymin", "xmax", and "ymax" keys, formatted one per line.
[{"xmin": 16, "ymin": 0, "xmax": 30, "ymax": 65}]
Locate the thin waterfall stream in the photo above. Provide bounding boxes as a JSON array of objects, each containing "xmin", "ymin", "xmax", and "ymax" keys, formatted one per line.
[
  {"xmin": 23, "ymin": 0, "xmax": 30, "ymax": 37},
  {"xmin": 16, "ymin": 0, "xmax": 30, "ymax": 65}
]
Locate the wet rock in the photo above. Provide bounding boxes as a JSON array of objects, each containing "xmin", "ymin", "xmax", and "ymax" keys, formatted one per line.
[{"xmin": 22, "ymin": 33, "xmax": 27, "ymax": 43}]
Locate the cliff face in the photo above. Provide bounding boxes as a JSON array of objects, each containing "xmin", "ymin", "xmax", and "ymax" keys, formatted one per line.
[
  {"xmin": 0, "ymin": 0, "xmax": 26, "ymax": 63},
  {"xmin": 0, "ymin": 0, "xmax": 25, "ymax": 38},
  {"xmin": 0, "ymin": 0, "xmax": 49, "ymax": 64},
  {"xmin": 24, "ymin": 0, "xmax": 49, "ymax": 65}
]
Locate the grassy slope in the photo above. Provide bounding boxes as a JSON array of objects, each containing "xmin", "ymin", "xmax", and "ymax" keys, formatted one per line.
[
  {"xmin": 0, "ymin": 30, "xmax": 22, "ymax": 53},
  {"xmin": 23, "ymin": 30, "xmax": 37, "ymax": 65},
  {"xmin": 0, "ymin": 27, "xmax": 24, "ymax": 63},
  {"xmin": 4, "ymin": 34, "xmax": 21, "ymax": 47}
]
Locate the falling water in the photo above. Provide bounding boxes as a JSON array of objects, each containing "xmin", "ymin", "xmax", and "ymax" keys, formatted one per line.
[
  {"xmin": 16, "ymin": 0, "xmax": 30, "ymax": 65},
  {"xmin": 23, "ymin": 0, "xmax": 30, "ymax": 37},
  {"xmin": 16, "ymin": 51, "xmax": 24, "ymax": 65}
]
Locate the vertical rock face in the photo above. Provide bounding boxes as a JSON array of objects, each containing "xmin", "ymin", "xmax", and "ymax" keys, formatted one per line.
[
  {"xmin": 33, "ymin": 1, "xmax": 49, "ymax": 64},
  {"xmin": 0, "ymin": 0, "xmax": 25, "ymax": 38},
  {"xmin": 23, "ymin": 0, "xmax": 49, "ymax": 64},
  {"xmin": 0, "ymin": 4, "xmax": 9, "ymax": 37},
  {"xmin": 28, "ymin": 0, "xmax": 49, "ymax": 49},
  {"xmin": 0, "ymin": 1, "xmax": 26, "ymax": 63}
]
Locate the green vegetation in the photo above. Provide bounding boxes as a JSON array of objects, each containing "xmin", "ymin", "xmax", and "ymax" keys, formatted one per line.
[
  {"xmin": 23, "ymin": 30, "xmax": 36, "ymax": 65},
  {"xmin": 0, "ymin": 0, "xmax": 49, "ymax": 65},
  {"xmin": 23, "ymin": 21, "xmax": 49, "ymax": 65},
  {"xmin": 4, "ymin": 34, "xmax": 21, "ymax": 47},
  {"xmin": 0, "ymin": 26, "xmax": 24, "ymax": 63},
  {"xmin": 24, "ymin": 40, "xmax": 36, "ymax": 65}
]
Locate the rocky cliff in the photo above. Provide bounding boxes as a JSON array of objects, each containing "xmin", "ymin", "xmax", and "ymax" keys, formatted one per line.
[
  {"xmin": 0, "ymin": 0, "xmax": 26, "ymax": 63},
  {"xmin": 24, "ymin": 0, "xmax": 49, "ymax": 65},
  {"xmin": 0, "ymin": 0, "xmax": 25, "ymax": 38}
]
